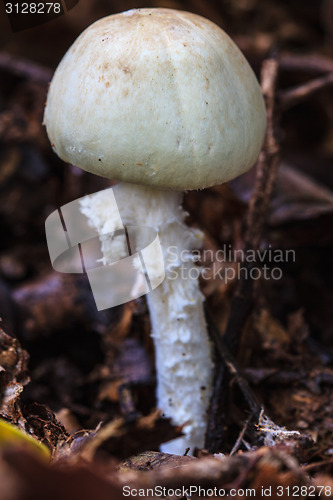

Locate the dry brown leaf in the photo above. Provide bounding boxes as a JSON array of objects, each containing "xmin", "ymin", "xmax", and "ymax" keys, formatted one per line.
[
  {"xmin": 74, "ymin": 410, "xmax": 182, "ymax": 462},
  {"xmin": 120, "ymin": 451, "xmax": 196, "ymax": 471}
]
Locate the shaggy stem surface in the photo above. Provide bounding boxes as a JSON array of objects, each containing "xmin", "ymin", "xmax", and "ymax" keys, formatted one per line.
[{"xmin": 80, "ymin": 182, "xmax": 213, "ymax": 454}]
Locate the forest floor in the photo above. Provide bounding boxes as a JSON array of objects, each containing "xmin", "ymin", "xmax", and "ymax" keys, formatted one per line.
[{"xmin": 0, "ymin": 0, "xmax": 333, "ymax": 498}]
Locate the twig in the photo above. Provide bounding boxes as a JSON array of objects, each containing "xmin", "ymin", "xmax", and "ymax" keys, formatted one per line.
[
  {"xmin": 278, "ymin": 72, "xmax": 333, "ymax": 110},
  {"xmin": 205, "ymin": 56, "xmax": 280, "ymax": 452},
  {"xmin": 205, "ymin": 309, "xmax": 305, "ymax": 451},
  {"xmin": 205, "ymin": 307, "xmax": 262, "ymax": 417},
  {"xmin": 230, "ymin": 415, "xmax": 253, "ymax": 456},
  {"xmin": 279, "ymin": 53, "xmax": 333, "ymax": 74},
  {"xmin": 0, "ymin": 52, "xmax": 52, "ymax": 84},
  {"xmin": 242, "ymin": 56, "xmax": 280, "ymax": 253},
  {"xmin": 302, "ymin": 458, "xmax": 333, "ymax": 472},
  {"xmin": 223, "ymin": 56, "xmax": 280, "ymax": 353}
]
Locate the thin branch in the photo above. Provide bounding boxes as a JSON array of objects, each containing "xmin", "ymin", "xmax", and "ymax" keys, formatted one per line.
[
  {"xmin": 205, "ymin": 56, "xmax": 280, "ymax": 452},
  {"xmin": 302, "ymin": 458, "xmax": 333, "ymax": 472},
  {"xmin": 0, "ymin": 52, "xmax": 52, "ymax": 84},
  {"xmin": 205, "ymin": 307, "xmax": 262, "ymax": 417},
  {"xmin": 279, "ymin": 53, "xmax": 333, "ymax": 74},
  {"xmin": 278, "ymin": 72, "xmax": 333, "ymax": 110},
  {"xmin": 242, "ymin": 56, "xmax": 280, "ymax": 253},
  {"xmin": 229, "ymin": 415, "xmax": 253, "ymax": 456},
  {"xmin": 223, "ymin": 56, "xmax": 280, "ymax": 354}
]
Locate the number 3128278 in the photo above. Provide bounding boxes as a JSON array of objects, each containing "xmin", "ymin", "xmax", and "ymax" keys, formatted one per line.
[{"xmin": 5, "ymin": 3, "xmax": 61, "ymax": 14}]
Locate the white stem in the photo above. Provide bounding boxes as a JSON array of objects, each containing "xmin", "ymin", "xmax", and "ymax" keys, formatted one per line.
[{"xmin": 80, "ymin": 183, "xmax": 213, "ymax": 455}]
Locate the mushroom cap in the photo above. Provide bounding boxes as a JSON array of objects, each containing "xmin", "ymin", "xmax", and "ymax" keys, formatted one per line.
[{"xmin": 44, "ymin": 8, "xmax": 266, "ymax": 190}]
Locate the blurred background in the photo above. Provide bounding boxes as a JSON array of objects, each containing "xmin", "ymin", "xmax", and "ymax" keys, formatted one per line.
[{"xmin": 1, "ymin": 0, "xmax": 333, "ymax": 65}]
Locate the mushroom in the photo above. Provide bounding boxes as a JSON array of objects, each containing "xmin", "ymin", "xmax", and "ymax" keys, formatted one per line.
[{"xmin": 44, "ymin": 8, "xmax": 266, "ymax": 454}]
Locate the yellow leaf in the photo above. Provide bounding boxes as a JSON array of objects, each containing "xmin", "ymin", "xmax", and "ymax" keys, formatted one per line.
[{"xmin": 0, "ymin": 418, "xmax": 51, "ymax": 460}]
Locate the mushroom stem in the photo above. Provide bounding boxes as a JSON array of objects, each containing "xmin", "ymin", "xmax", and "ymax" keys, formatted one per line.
[{"xmin": 80, "ymin": 182, "xmax": 213, "ymax": 454}]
